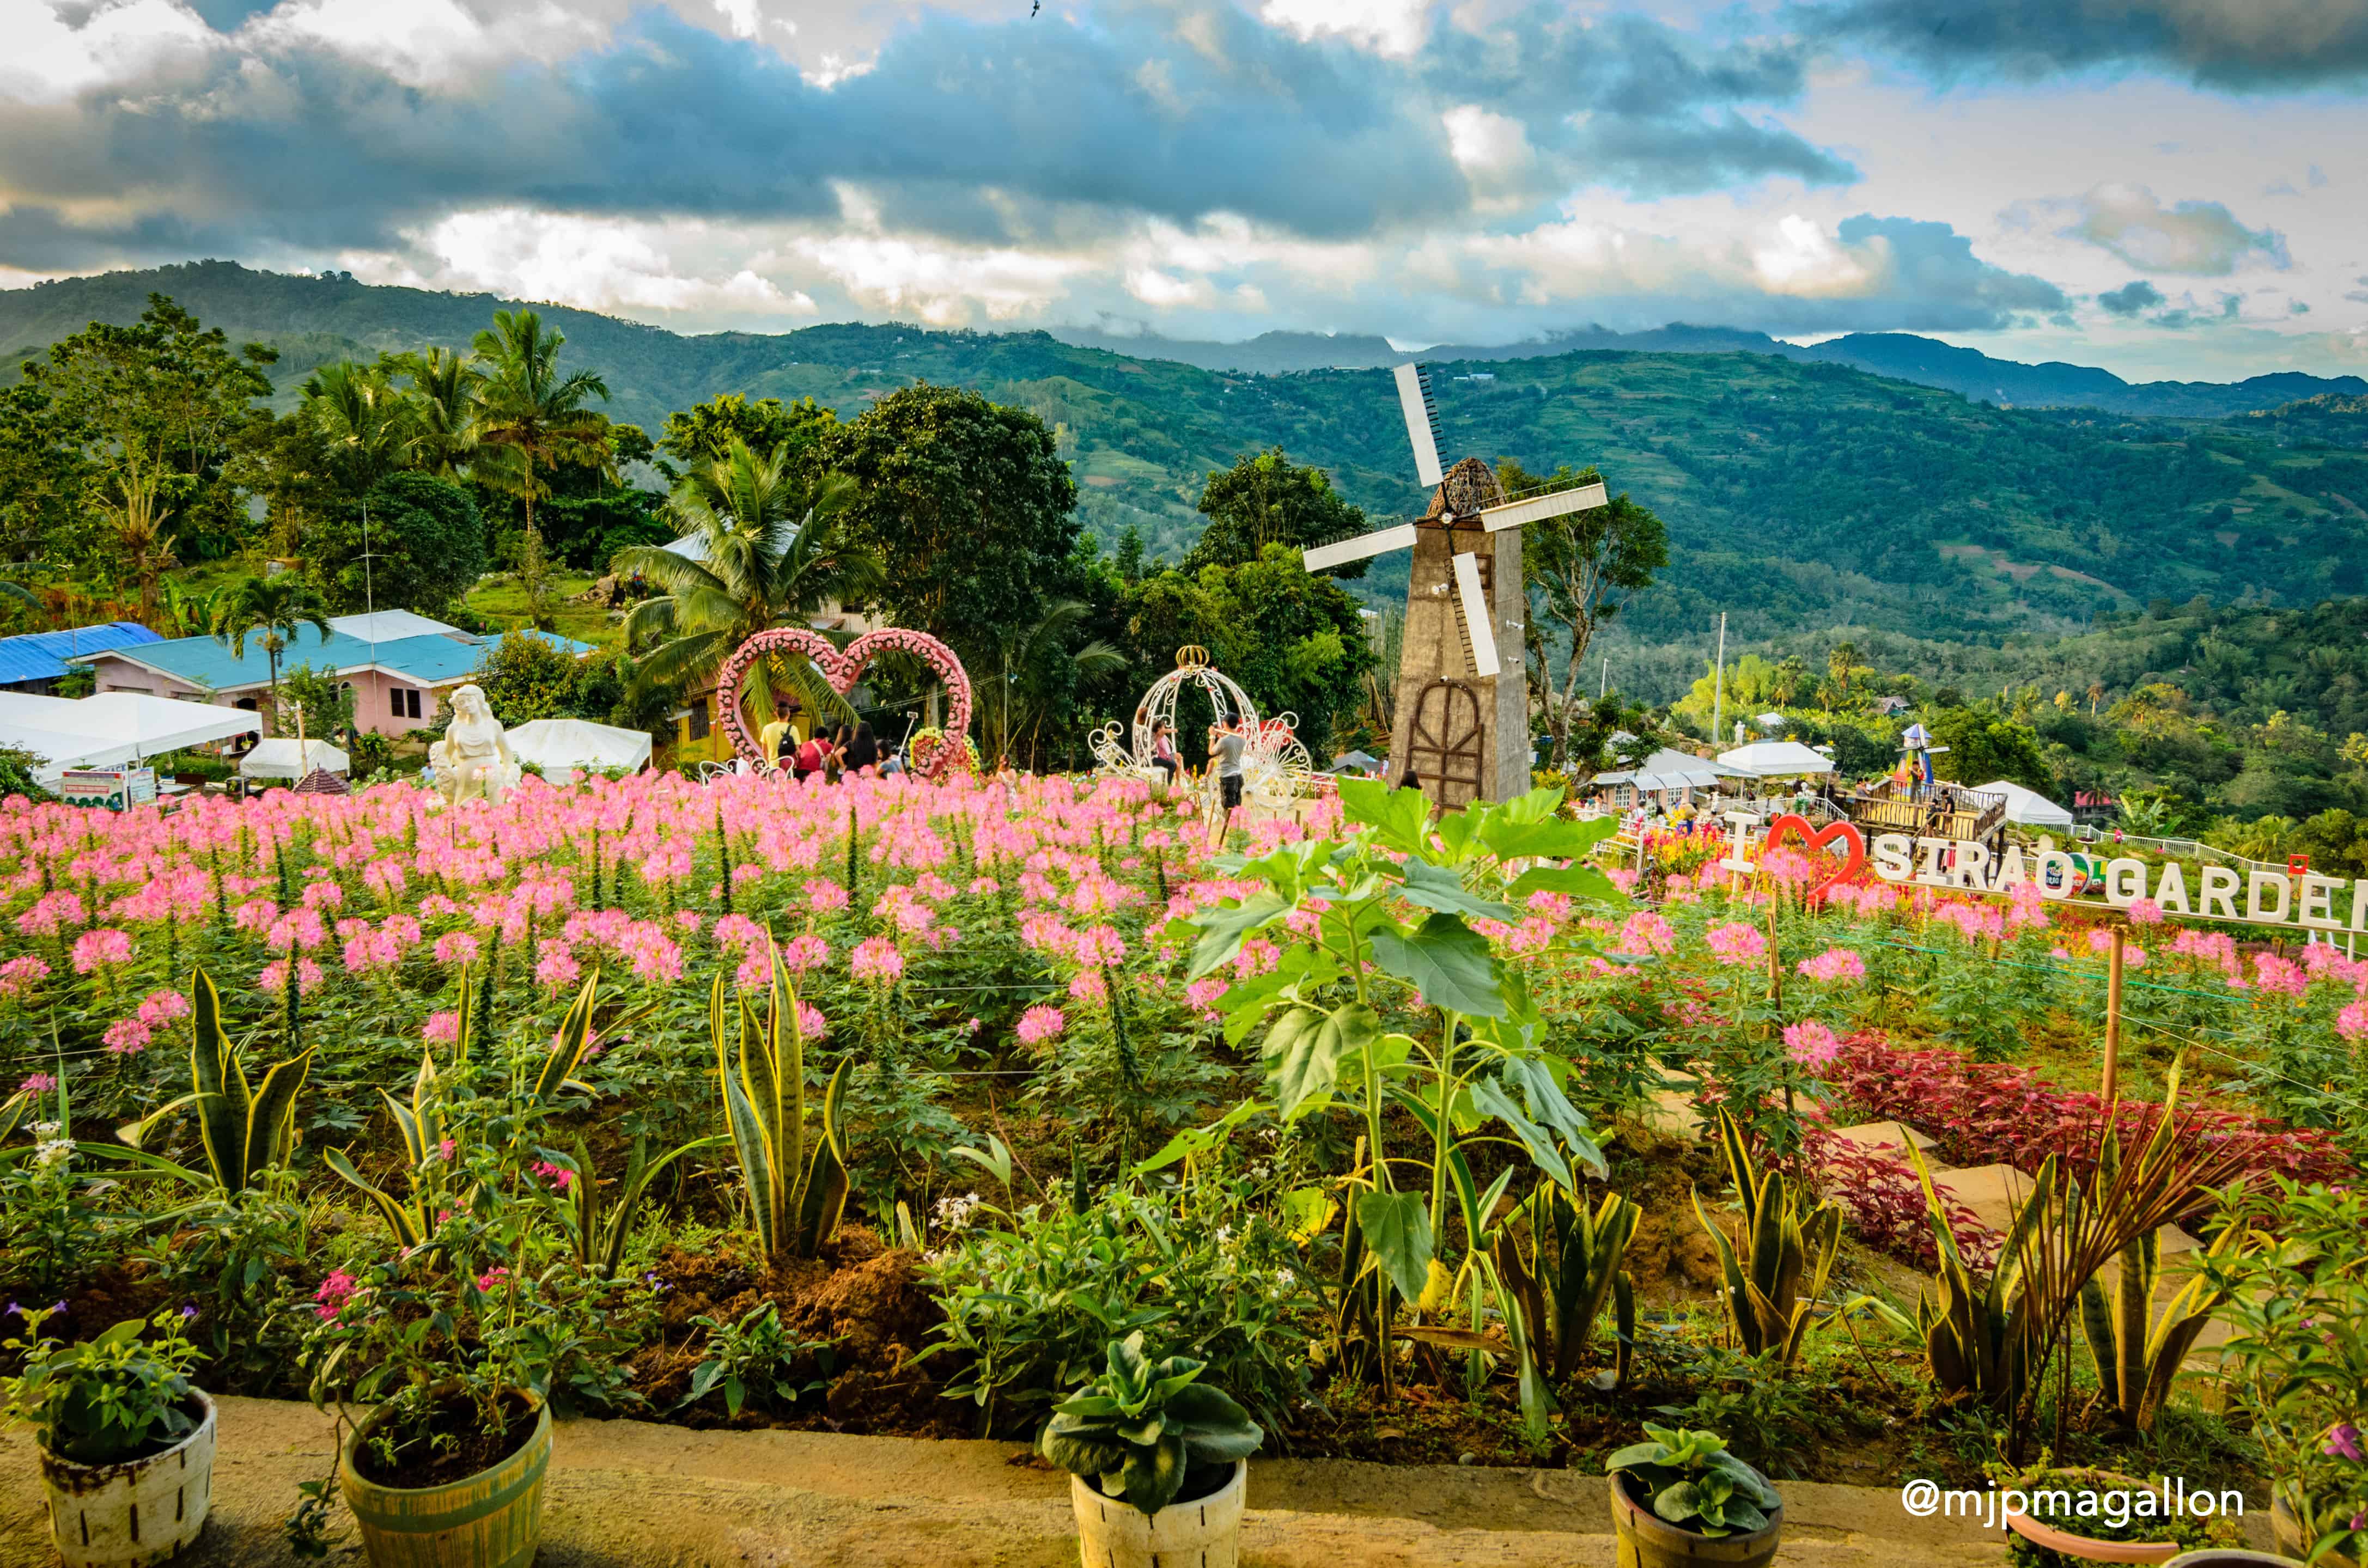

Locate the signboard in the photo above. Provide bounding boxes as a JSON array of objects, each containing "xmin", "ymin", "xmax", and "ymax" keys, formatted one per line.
[
  {"xmin": 57, "ymin": 767, "xmax": 157, "ymax": 812},
  {"xmin": 1721, "ymin": 812, "xmax": 2366, "ymax": 934}
]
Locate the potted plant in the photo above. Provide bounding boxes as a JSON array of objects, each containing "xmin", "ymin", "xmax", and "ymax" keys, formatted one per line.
[
  {"xmin": 1992, "ymin": 1464, "xmax": 2238, "ymax": 1565},
  {"xmin": 2200, "ymin": 1182, "xmax": 2368, "ymax": 1568},
  {"xmin": 2, "ymin": 1305, "xmax": 216, "ymax": 1568},
  {"xmin": 1605, "ymin": 1424, "xmax": 1783, "ymax": 1568},
  {"xmin": 1039, "ymin": 1332, "xmax": 1264, "ymax": 1568}
]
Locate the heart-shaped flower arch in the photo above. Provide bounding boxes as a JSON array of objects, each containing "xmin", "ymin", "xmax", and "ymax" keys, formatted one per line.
[{"xmin": 715, "ymin": 626, "xmax": 975, "ymax": 780}]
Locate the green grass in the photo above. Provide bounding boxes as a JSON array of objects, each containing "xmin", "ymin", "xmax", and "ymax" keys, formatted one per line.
[{"xmin": 463, "ymin": 572, "xmax": 620, "ymax": 652}]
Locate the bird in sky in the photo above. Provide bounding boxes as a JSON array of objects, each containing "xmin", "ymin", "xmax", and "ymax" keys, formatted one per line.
[{"xmin": 1031, "ymin": 0, "xmax": 1039, "ymax": 12}]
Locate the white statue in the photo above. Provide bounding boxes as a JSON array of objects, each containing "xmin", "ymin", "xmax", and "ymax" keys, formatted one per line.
[{"xmin": 428, "ymin": 684, "xmax": 520, "ymax": 807}]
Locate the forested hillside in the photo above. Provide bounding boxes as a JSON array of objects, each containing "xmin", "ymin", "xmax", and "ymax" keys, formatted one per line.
[{"xmin": 9, "ymin": 261, "xmax": 2368, "ymax": 663}]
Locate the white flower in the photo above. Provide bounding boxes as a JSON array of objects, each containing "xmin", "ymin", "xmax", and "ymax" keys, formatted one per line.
[
  {"xmin": 30, "ymin": 1120, "xmax": 59, "ymax": 1137},
  {"xmin": 1274, "ymin": 1269, "xmax": 1297, "ymax": 1290},
  {"xmin": 33, "ymin": 1138, "xmax": 72, "ymax": 1168}
]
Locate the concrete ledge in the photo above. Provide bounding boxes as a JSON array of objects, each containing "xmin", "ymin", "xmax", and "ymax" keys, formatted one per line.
[{"xmin": 1, "ymin": 1396, "xmax": 2035, "ymax": 1566}]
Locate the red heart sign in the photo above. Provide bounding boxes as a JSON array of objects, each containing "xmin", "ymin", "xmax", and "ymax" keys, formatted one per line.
[
  {"xmin": 715, "ymin": 626, "xmax": 976, "ymax": 780},
  {"xmin": 1759, "ymin": 813, "xmax": 1866, "ymax": 904}
]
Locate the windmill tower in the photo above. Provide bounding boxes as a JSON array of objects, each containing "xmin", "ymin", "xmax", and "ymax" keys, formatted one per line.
[{"xmin": 1304, "ymin": 364, "xmax": 1607, "ymax": 808}]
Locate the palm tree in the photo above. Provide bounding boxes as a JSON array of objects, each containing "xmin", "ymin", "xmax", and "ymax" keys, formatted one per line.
[
  {"xmin": 613, "ymin": 437, "xmax": 880, "ymax": 733},
  {"xmin": 391, "ymin": 347, "xmax": 482, "ymax": 477},
  {"xmin": 988, "ymin": 600, "xmax": 1125, "ymax": 770},
  {"xmin": 212, "ymin": 575, "xmax": 333, "ymax": 735},
  {"xmin": 301, "ymin": 361, "xmax": 417, "ymax": 492},
  {"xmin": 470, "ymin": 310, "xmax": 611, "ymax": 544}
]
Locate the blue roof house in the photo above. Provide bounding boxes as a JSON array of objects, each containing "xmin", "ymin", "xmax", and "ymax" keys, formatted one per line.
[
  {"xmin": 0, "ymin": 623, "xmax": 163, "ymax": 693},
  {"xmin": 74, "ymin": 615, "xmax": 594, "ymax": 737}
]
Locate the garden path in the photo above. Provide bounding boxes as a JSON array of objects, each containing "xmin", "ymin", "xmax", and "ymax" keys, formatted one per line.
[{"xmin": 0, "ymin": 1395, "xmax": 2069, "ymax": 1566}]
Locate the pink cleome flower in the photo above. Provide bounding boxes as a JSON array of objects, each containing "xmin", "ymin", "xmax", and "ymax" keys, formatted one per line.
[
  {"xmin": 850, "ymin": 936, "xmax": 904, "ymax": 985},
  {"xmin": 1783, "ymin": 1020, "xmax": 1842, "ymax": 1067},
  {"xmin": 1797, "ymin": 947, "xmax": 1867, "ymax": 984},
  {"xmin": 70, "ymin": 928, "xmax": 134, "ymax": 973},
  {"xmin": 1704, "ymin": 922, "xmax": 1767, "ymax": 967},
  {"xmin": 1015, "ymin": 1004, "xmax": 1066, "ymax": 1046}
]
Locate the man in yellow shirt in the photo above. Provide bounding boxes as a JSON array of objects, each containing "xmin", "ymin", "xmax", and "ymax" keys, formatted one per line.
[{"xmin": 758, "ymin": 703, "xmax": 795, "ymax": 769}]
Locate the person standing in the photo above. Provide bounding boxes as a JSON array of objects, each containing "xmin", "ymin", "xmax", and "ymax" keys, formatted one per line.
[
  {"xmin": 1210, "ymin": 712, "xmax": 1247, "ymax": 845},
  {"xmin": 845, "ymin": 721, "xmax": 880, "ymax": 776},
  {"xmin": 760, "ymin": 702, "xmax": 795, "ymax": 772}
]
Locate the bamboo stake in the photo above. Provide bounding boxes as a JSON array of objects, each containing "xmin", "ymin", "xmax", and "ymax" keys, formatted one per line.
[{"xmin": 2102, "ymin": 926, "xmax": 2126, "ymax": 1104}]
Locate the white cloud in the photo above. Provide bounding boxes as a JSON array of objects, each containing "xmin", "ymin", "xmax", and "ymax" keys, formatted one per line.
[
  {"xmin": 381, "ymin": 208, "xmax": 818, "ymax": 321},
  {"xmin": 1258, "ymin": 0, "xmax": 1431, "ymax": 57}
]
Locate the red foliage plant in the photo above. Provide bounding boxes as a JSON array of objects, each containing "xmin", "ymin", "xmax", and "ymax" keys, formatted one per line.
[
  {"xmin": 1802, "ymin": 1121, "xmax": 2001, "ymax": 1274},
  {"xmin": 1814, "ymin": 1031, "xmax": 2353, "ymax": 1194}
]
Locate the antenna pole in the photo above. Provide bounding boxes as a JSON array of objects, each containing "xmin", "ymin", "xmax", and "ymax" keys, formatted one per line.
[
  {"xmin": 1600, "ymin": 655, "xmax": 1608, "ymax": 699},
  {"xmin": 1710, "ymin": 612, "xmax": 1727, "ymax": 747}
]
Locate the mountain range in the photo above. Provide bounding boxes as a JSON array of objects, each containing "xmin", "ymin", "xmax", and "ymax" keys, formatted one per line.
[{"xmin": 7, "ymin": 261, "xmax": 2368, "ymax": 695}]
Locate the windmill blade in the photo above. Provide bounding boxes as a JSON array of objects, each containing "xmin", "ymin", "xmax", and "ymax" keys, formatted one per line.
[
  {"xmin": 1302, "ymin": 523, "xmax": 1417, "ymax": 573},
  {"xmin": 1477, "ymin": 479, "xmax": 1609, "ymax": 532},
  {"xmin": 1392, "ymin": 363, "xmax": 1444, "ymax": 489},
  {"xmin": 1450, "ymin": 550, "xmax": 1501, "ymax": 679}
]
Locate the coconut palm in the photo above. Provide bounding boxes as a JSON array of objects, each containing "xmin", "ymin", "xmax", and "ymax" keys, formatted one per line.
[
  {"xmin": 211, "ymin": 575, "xmax": 334, "ymax": 735},
  {"xmin": 986, "ymin": 600, "xmax": 1126, "ymax": 770},
  {"xmin": 390, "ymin": 347, "xmax": 482, "ymax": 477},
  {"xmin": 301, "ymin": 360, "xmax": 417, "ymax": 491},
  {"xmin": 613, "ymin": 437, "xmax": 880, "ymax": 732},
  {"xmin": 470, "ymin": 310, "xmax": 611, "ymax": 544}
]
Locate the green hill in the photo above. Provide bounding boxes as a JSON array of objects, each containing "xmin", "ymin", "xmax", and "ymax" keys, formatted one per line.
[{"xmin": 9, "ymin": 261, "xmax": 2368, "ymax": 680}]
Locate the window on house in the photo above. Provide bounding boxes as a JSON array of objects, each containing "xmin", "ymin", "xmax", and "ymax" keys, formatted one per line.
[{"xmin": 390, "ymin": 686, "xmax": 422, "ymax": 721}]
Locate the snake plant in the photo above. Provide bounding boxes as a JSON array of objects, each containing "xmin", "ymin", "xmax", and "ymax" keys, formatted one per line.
[
  {"xmin": 1693, "ymin": 1107, "xmax": 1842, "ymax": 1369},
  {"xmin": 711, "ymin": 939, "xmax": 850, "ymax": 1261}
]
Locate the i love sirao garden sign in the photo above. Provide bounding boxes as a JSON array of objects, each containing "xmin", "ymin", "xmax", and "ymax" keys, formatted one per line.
[{"xmin": 1721, "ymin": 812, "xmax": 2366, "ymax": 935}]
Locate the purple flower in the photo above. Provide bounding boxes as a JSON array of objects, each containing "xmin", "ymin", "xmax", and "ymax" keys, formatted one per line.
[
  {"xmin": 178, "ymin": 1304, "xmax": 199, "ymax": 1321},
  {"xmin": 2324, "ymin": 1423, "xmax": 2364, "ymax": 1462}
]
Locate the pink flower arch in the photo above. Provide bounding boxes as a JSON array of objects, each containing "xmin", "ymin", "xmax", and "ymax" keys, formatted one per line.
[{"xmin": 715, "ymin": 627, "xmax": 975, "ymax": 780}]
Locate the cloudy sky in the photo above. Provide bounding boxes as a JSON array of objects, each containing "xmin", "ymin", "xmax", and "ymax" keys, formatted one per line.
[{"xmin": 4, "ymin": 0, "xmax": 2365, "ymax": 380}]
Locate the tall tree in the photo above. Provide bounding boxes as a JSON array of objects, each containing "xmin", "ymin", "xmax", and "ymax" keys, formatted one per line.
[
  {"xmin": 301, "ymin": 360, "xmax": 417, "ymax": 493},
  {"xmin": 657, "ymin": 394, "xmax": 835, "ymax": 472},
  {"xmin": 469, "ymin": 309, "xmax": 612, "ymax": 545},
  {"xmin": 984, "ymin": 599, "xmax": 1126, "ymax": 770},
  {"xmin": 826, "ymin": 384, "xmax": 1079, "ymax": 676},
  {"xmin": 1183, "ymin": 448, "xmax": 1369, "ymax": 576},
  {"xmin": 613, "ymin": 437, "xmax": 880, "ymax": 728},
  {"xmin": 1497, "ymin": 457, "xmax": 1669, "ymax": 772},
  {"xmin": 390, "ymin": 347, "xmax": 482, "ymax": 477},
  {"xmin": 19, "ymin": 295, "xmax": 276, "ymax": 617},
  {"xmin": 211, "ymin": 576, "xmax": 333, "ymax": 735}
]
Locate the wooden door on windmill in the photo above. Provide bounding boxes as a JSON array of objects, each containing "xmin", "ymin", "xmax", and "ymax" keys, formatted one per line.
[{"xmin": 1406, "ymin": 678, "xmax": 1485, "ymax": 809}]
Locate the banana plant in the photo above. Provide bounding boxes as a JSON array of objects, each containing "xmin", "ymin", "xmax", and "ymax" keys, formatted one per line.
[
  {"xmin": 712, "ymin": 939, "xmax": 850, "ymax": 1261},
  {"xmin": 1692, "ymin": 1107, "xmax": 1842, "ymax": 1370},
  {"xmin": 557, "ymin": 1132, "xmax": 725, "ymax": 1278},
  {"xmin": 111, "ymin": 970, "xmax": 313, "ymax": 1194}
]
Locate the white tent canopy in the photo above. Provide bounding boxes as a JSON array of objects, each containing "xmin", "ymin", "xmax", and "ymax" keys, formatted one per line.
[
  {"xmin": 1716, "ymin": 740, "xmax": 1837, "ymax": 777},
  {"xmin": 506, "ymin": 718, "xmax": 653, "ymax": 778},
  {"xmin": 1975, "ymin": 778, "xmax": 2074, "ymax": 828},
  {"xmin": 1596, "ymin": 748, "xmax": 1752, "ymax": 794},
  {"xmin": 239, "ymin": 739, "xmax": 350, "ymax": 780},
  {"xmin": 0, "ymin": 692, "xmax": 259, "ymax": 784}
]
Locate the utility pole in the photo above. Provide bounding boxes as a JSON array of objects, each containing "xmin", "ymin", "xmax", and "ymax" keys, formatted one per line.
[
  {"xmin": 1710, "ymin": 612, "xmax": 1727, "ymax": 748},
  {"xmin": 1599, "ymin": 655, "xmax": 1609, "ymax": 699}
]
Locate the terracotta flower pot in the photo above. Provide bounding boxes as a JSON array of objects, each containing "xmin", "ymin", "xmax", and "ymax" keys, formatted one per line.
[
  {"xmin": 1069, "ymin": 1459, "xmax": 1245, "ymax": 1568},
  {"xmin": 1606, "ymin": 1472, "xmax": 1783, "ymax": 1568},
  {"xmin": 339, "ymin": 1390, "xmax": 551, "ymax": 1568},
  {"xmin": 2002, "ymin": 1471, "xmax": 2183, "ymax": 1564},
  {"xmin": 2163, "ymin": 1551, "xmax": 2308, "ymax": 1567},
  {"xmin": 35, "ymin": 1390, "xmax": 216, "ymax": 1568}
]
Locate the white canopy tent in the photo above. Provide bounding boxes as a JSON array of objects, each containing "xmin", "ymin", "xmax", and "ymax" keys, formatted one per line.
[
  {"xmin": 239, "ymin": 739, "xmax": 350, "ymax": 780},
  {"xmin": 1974, "ymin": 778, "xmax": 2074, "ymax": 829},
  {"xmin": 506, "ymin": 718, "xmax": 653, "ymax": 780},
  {"xmin": 1595, "ymin": 748, "xmax": 1753, "ymax": 795},
  {"xmin": 1716, "ymin": 740, "xmax": 1838, "ymax": 778},
  {"xmin": 0, "ymin": 692, "xmax": 259, "ymax": 784}
]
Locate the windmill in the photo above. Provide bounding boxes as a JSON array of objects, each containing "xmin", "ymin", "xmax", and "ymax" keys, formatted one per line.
[{"xmin": 1302, "ymin": 364, "xmax": 1608, "ymax": 808}]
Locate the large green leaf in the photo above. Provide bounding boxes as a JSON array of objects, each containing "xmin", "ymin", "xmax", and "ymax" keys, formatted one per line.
[
  {"xmin": 1480, "ymin": 810, "xmax": 1615, "ymax": 864},
  {"xmin": 1337, "ymin": 777, "xmax": 1432, "ymax": 855},
  {"xmin": 1368, "ymin": 913, "xmax": 1507, "ymax": 1018},
  {"xmin": 1184, "ymin": 892, "xmax": 1291, "ymax": 979},
  {"xmin": 1398, "ymin": 859, "xmax": 1517, "ymax": 924},
  {"xmin": 1356, "ymin": 1188, "xmax": 1434, "ymax": 1304},
  {"xmin": 1264, "ymin": 1002, "xmax": 1377, "ymax": 1119},
  {"xmin": 1470, "ymin": 1077, "xmax": 1573, "ymax": 1189},
  {"xmin": 1506, "ymin": 862, "xmax": 1625, "ymax": 904}
]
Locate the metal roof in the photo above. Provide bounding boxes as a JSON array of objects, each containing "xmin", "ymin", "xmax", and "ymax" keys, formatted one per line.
[
  {"xmin": 0, "ymin": 622, "xmax": 161, "ymax": 687},
  {"xmin": 329, "ymin": 610, "xmax": 470, "ymax": 644},
  {"xmin": 78, "ymin": 625, "xmax": 593, "ymax": 692}
]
